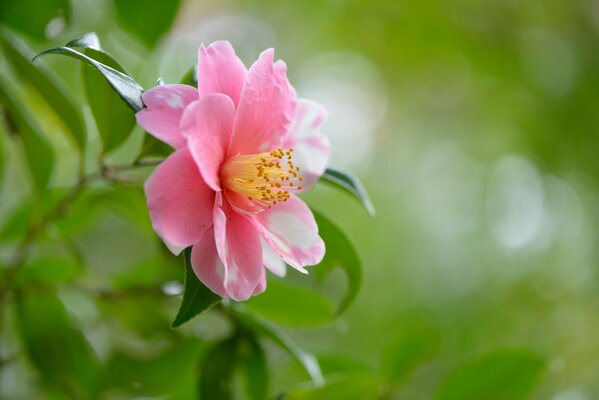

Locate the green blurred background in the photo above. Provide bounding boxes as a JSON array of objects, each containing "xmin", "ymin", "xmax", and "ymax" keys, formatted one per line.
[{"xmin": 1, "ymin": 0, "xmax": 599, "ymax": 399}]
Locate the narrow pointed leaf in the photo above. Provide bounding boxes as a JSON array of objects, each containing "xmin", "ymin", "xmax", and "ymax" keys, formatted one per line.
[
  {"xmin": 34, "ymin": 46, "xmax": 145, "ymax": 112},
  {"xmin": 171, "ymin": 247, "xmax": 220, "ymax": 328},
  {"xmin": 231, "ymin": 303, "xmax": 324, "ymax": 387},
  {"xmin": 320, "ymin": 167, "xmax": 375, "ymax": 216},
  {"xmin": 312, "ymin": 210, "xmax": 361, "ymax": 315},
  {"xmin": 68, "ymin": 35, "xmax": 137, "ymax": 153},
  {"xmin": 0, "ymin": 75, "xmax": 54, "ymax": 192},
  {"xmin": 0, "ymin": 29, "xmax": 86, "ymax": 150}
]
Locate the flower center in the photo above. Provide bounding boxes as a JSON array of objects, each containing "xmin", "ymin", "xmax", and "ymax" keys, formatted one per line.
[{"xmin": 221, "ymin": 148, "xmax": 303, "ymax": 209}]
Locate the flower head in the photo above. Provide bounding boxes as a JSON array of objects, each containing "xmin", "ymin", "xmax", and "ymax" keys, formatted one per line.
[{"xmin": 136, "ymin": 41, "xmax": 330, "ymax": 301}]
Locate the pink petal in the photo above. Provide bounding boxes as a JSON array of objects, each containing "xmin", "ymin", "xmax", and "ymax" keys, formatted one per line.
[
  {"xmin": 180, "ymin": 94, "xmax": 235, "ymax": 192},
  {"xmin": 282, "ymin": 99, "xmax": 331, "ymax": 192},
  {"xmin": 213, "ymin": 193, "xmax": 265, "ymax": 301},
  {"xmin": 262, "ymin": 239, "xmax": 286, "ymax": 277},
  {"xmin": 229, "ymin": 50, "xmax": 296, "ymax": 156},
  {"xmin": 144, "ymin": 148, "xmax": 214, "ymax": 253},
  {"xmin": 198, "ymin": 41, "xmax": 247, "ymax": 107},
  {"xmin": 136, "ymin": 84, "xmax": 198, "ymax": 148},
  {"xmin": 253, "ymin": 196, "xmax": 325, "ymax": 272},
  {"xmin": 191, "ymin": 227, "xmax": 227, "ymax": 297}
]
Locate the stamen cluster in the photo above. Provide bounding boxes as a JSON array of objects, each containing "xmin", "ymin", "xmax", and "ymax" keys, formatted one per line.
[{"xmin": 222, "ymin": 148, "xmax": 303, "ymax": 209}]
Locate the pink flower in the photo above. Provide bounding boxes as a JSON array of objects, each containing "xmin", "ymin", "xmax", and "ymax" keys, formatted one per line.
[{"xmin": 136, "ymin": 41, "xmax": 330, "ymax": 301}]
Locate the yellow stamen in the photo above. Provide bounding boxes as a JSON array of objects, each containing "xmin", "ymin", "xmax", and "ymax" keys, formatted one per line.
[{"xmin": 221, "ymin": 148, "xmax": 301, "ymax": 210}]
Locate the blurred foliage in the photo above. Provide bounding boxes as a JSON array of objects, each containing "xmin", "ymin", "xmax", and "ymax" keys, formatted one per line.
[{"xmin": 1, "ymin": 0, "xmax": 599, "ymax": 399}]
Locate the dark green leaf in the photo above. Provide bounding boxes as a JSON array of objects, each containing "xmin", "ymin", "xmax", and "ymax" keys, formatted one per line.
[
  {"xmin": 171, "ymin": 247, "xmax": 220, "ymax": 328},
  {"xmin": 0, "ymin": 74, "xmax": 54, "ymax": 192},
  {"xmin": 381, "ymin": 325, "xmax": 442, "ymax": 384},
  {"xmin": 312, "ymin": 210, "xmax": 361, "ymax": 315},
  {"xmin": 113, "ymin": 0, "xmax": 182, "ymax": 47},
  {"xmin": 246, "ymin": 279, "xmax": 334, "ymax": 327},
  {"xmin": 231, "ymin": 303, "xmax": 324, "ymax": 387},
  {"xmin": 0, "ymin": 29, "xmax": 87, "ymax": 151},
  {"xmin": 34, "ymin": 45, "xmax": 145, "ymax": 112},
  {"xmin": 239, "ymin": 336, "xmax": 269, "ymax": 400},
  {"xmin": 15, "ymin": 288, "xmax": 100, "ymax": 398},
  {"xmin": 320, "ymin": 167, "xmax": 375, "ymax": 216},
  {"xmin": 0, "ymin": 0, "xmax": 71, "ymax": 40},
  {"xmin": 198, "ymin": 333, "xmax": 268, "ymax": 400},
  {"xmin": 64, "ymin": 32, "xmax": 136, "ymax": 153},
  {"xmin": 82, "ymin": 47, "xmax": 136, "ymax": 153},
  {"xmin": 199, "ymin": 336, "xmax": 239, "ymax": 400},
  {"xmin": 283, "ymin": 373, "xmax": 382, "ymax": 400},
  {"xmin": 436, "ymin": 349, "xmax": 545, "ymax": 400}
]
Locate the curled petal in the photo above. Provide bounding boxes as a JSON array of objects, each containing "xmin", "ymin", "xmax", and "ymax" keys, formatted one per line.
[
  {"xmin": 253, "ymin": 196, "xmax": 324, "ymax": 272},
  {"xmin": 213, "ymin": 193, "xmax": 265, "ymax": 301},
  {"xmin": 136, "ymin": 84, "xmax": 198, "ymax": 148},
  {"xmin": 282, "ymin": 99, "xmax": 331, "ymax": 192},
  {"xmin": 144, "ymin": 148, "xmax": 214, "ymax": 253},
  {"xmin": 198, "ymin": 41, "xmax": 248, "ymax": 107},
  {"xmin": 181, "ymin": 94, "xmax": 235, "ymax": 191},
  {"xmin": 229, "ymin": 50, "xmax": 296, "ymax": 156}
]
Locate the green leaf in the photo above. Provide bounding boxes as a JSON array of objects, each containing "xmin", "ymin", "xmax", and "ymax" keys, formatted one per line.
[
  {"xmin": 171, "ymin": 247, "xmax": 220, "ymax": 328},
  {"xmin": 239, "ymin": 336, "xmax": 269, "ymax": 400},
  {"xmin": 0, "ymin": 74, "xmax": 54, "ymax": 192},
  {"xmin": 199, "ymin": 336, "xmax": 239, "ymax": 400},
  {"xmin": 312, "ymin": 210, "xmax": 362, "ymax": 315},
  {"xmin": 231, "ymin": 303, "xmax": 324, "ymax": 387},
  {"xmin": 198, "ymin": 333, "xmax": 268, "ymax": 400},
  {"xmin": 0, "ymin": 29, "xmax": 87, "ymax": 151},
  {"xmin": 381, "ymin": 325, "xmax": 442, "ymax": 384},
  {"xmin": 78, "ymin": 44, "xmax": 136, "ymax": 153},
  {"xmin": 64, "ymin": 33, "xmax": 136, "ymax": 153},
  {"xmin": 15, "ymin": 288, "xmax": 100, "ymax": 398},
  {"xmin": 34, "ymin": 45, "xmax": 145, "ymax": 112},
  {"xmin": 65, "ymin": 31, "xmax": 101, "ymax": 49},
  {"xmin": 320, "ymin": 167, "xmax": 375, "ymax": 216},
  {"xmin": 436, "ymin": 349, "xmax": 545, "ymax": 400},
  {"xmin": 0, "ymin": 0, "xmax": 71, "ymax": 41},
  {"xmin": 284, "ymin": 373, "xmax": 382, "ymax": 400},
  {"xmin": 113, "ymin": 0, "xmax": 182, "ymax": 47},
  {"xmin": 246, "ymin": 279, "xmax": 334, "ymax": 327}
]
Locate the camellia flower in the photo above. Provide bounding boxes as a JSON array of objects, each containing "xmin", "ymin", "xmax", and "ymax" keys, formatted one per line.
[{"xmin": 136, "ymin": 41, "xmax": 330, "ymax": 301}]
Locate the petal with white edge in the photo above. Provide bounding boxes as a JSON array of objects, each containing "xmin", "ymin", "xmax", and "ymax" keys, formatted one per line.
[
  {"xmin": 253, "ymin": 195, "xmax": 325, "ymax": 273},
  {"xmin": 136, "ymin": 84, "xmax": 198, "ymax": 148}
]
